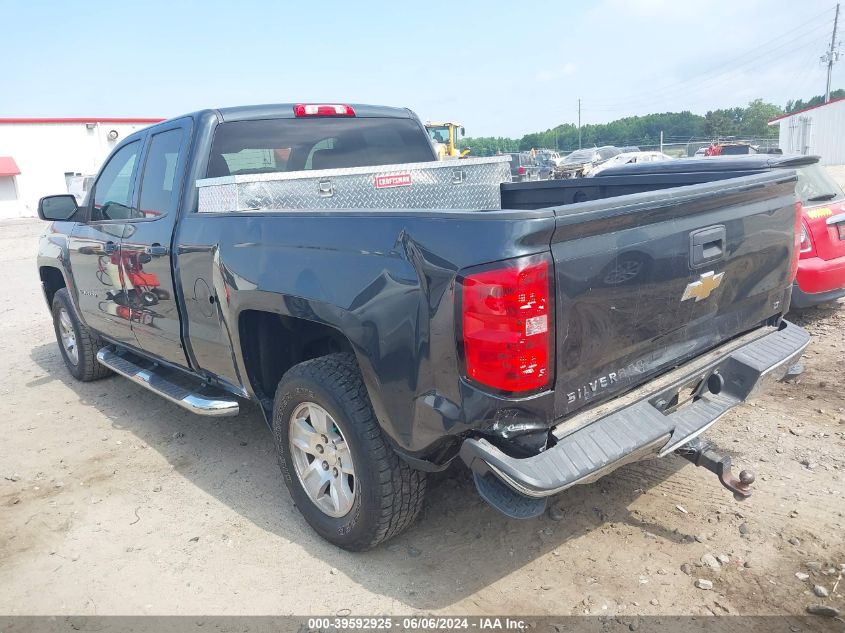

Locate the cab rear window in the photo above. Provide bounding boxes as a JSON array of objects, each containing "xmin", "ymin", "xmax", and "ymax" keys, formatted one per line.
[
  {"xmin": 794, "ymin": 164, "xmax": 845, "ymax": 205},
  {"xmin": 207, "ymin": 118, "xmax": 435, "ymax": 178}
]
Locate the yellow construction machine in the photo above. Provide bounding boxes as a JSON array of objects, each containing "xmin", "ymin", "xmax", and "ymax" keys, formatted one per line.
[{"xmin": 425, "ymin": 122, "xmax": 470, "ymax": 160}]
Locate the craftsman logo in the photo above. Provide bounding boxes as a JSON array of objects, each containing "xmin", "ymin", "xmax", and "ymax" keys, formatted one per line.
[
  {"xmin": 374, "ymin": 173, "xmax": 412, "ymax": 189},
  {"xmin": 681, "ymin": 271, "xmax": 725, "ymax": 302}
]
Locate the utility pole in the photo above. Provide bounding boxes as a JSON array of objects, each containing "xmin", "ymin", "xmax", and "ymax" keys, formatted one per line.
[
  {"xmin": 823, "ymin": 3, "xmax": 841, "ymax": 103},
  {"xmin": 578, "ymin": 99, "xmax": 582, "ymax": 149},
  {"xmin": 660, "ymin": 130, "xmax": 664, "ymax": 154}
]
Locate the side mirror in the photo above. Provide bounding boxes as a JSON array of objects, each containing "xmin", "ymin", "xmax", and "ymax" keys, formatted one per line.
[
  {"xmin": 460, "ymin": 127, "xmax": 466, "ymax": 137},
  {"xmin": 38, "ymin": 195, "xmax": 79, "ymax": 221}
]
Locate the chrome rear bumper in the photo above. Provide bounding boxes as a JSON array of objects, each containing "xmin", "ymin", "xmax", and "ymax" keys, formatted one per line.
[{"xmin": 461, "ymin": 320, "xmax": 810, "ymax": 501}]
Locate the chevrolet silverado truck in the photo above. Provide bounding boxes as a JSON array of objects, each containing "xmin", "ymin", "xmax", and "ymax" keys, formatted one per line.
[{"xmin": 36, "ymin": 103, "xmax": 810, "ymax": 550}]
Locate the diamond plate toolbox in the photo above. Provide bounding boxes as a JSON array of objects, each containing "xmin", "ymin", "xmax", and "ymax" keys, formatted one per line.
[{"xmin": 196, "ymin": 156, "xmax": 511, "ymax": 213}]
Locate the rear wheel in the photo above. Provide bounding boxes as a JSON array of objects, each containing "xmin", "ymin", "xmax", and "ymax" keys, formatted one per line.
[
  {"xmin": 51, "ymin": 288, "xmax": 112, "ymax": 381},
  {"xmin": 272, "ymin": 353, "xmax": 426, "ymax": 550}
]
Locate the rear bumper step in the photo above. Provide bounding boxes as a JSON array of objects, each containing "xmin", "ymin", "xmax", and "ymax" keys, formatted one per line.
[
  {"xmin": 97, "ymin": 347, "xmax": 240, "ymax": 417},
  {"xmin": 460, "ymin": 319, "xmax": 809, "ymax": 508}
]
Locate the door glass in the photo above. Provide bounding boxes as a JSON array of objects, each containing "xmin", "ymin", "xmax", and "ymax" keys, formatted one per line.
[
  {"xmin": 138, "ymin": 129, "xmax": 185, "ymax": 219},
  {"xmin": 91, "ymin": 141, "xmax": 140, "ymax": 221}
]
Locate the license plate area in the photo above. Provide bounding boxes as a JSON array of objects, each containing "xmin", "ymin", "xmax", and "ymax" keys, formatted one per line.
[{"xmin": 837, "ymin": 223, "xmax": 845, "ymax": 241}]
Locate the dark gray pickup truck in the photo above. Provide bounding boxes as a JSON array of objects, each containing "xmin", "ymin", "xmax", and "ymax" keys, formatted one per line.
[{"xmin": 36, "ymin": 103, "xmax": 809, "ymax": 550}]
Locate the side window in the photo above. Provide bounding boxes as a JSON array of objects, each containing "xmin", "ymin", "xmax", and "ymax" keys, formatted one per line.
[
  {"xmin": 138, "ymin": 129, "xmax": 184, "ymax": 219},
  {"xmin": 91, "ymin": 141, "xmax": 140, "ymax": 221}
]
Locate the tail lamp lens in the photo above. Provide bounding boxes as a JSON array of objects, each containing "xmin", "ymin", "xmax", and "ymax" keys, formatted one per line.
[
  {"xmin": 799, "ymin": 219, "xmax": 814, "ymax": 254},
  {"xmin": 460, "ymin": 255, "xmax": 553, "ymax": 393},
  {"xmin": 518, "ymin": 166, "xmax": 526, "ymax": 175},
  {"xmin": 293, "ymin": 104, "xmax": 356, "ymax": 117}
]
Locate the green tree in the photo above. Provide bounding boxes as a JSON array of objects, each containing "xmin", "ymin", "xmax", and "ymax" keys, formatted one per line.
[
  {"xmin": 464, "ymin": 90, "xmax": 841, "ymax": 156},
  {"xmin": 460, "ymin": 136, "xmax": 520, "ymax": 156},
  {"xmin": 739, "ymin": 99, "xmax": 783, "ymax": 137},
  {"xmin": 785, "ymin": 88, "xmax": 845, "ymax": 113},
  {"xmin": 704, "ymin": 108, "xmax": 742, "ymax": 137}
]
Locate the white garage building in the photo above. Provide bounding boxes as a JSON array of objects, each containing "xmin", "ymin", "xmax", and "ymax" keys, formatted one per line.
[
  {"xmin": 769, "ymin": 97, "xmax": 845, "ymax": 166},
  {"xmin": 0, "ymin": 117, "xmax": 162, "ymax": 219}
]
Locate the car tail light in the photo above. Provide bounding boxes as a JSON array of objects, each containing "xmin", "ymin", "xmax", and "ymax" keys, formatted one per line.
[
  {"xmin": 293, "ymin": 104, "xmax": 356, "ymax": 117},
  {"xmin": 799, "ymin": 222, "xmax": 811, "ymax": 251},
  {"xmin": 799, "ymin": 219, "xmax": 816, "ymax": 258},
  {"xmin": 459, "ymin": 254, "xmax": 554, "ymax": 393},
  {"xmin": 518, "ymin": 166, "xmax": 526, "ymax": 175}
]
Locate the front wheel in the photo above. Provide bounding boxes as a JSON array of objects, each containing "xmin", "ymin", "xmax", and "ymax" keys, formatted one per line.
[
  {"xmin": 51, "ymin": 288, "xmax": 112, "ymax": 382},
  {"xmin": 273, "ymin": 353, "xmax": 426, "ymax": 550}
]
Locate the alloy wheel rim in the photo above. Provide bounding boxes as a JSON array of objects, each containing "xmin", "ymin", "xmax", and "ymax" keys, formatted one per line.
[
  {"xmin": 58, "ymin": 308, "xmax": 79, "ymax": 365},
  {"xmin": 289, "ymin": 402, "xmax": 356, "ymax": 518}
]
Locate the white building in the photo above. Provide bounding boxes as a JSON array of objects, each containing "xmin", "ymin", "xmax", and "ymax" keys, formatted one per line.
[
  {"xmin": 769, "ymin": 97, "xmax": 845, "ymax": 166},
  {"xmin": 0, "ymin": 117, "xmax": 162, "ymax": 219}
]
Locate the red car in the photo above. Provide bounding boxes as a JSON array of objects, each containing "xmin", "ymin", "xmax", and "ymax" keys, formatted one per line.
[{"xmin": 792, "ymin": 157, "xmax": 845, "ymax": 308}]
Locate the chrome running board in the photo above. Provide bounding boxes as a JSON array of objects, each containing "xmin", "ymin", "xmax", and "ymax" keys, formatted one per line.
[{"xmin": 96, "ymin": 347, "xmax": 239, "ymax": 417}]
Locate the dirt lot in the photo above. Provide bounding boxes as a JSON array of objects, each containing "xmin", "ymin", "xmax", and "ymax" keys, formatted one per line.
[{"xmin": 0, "ymin": 217, "xmax": 843, "ymax": 619}]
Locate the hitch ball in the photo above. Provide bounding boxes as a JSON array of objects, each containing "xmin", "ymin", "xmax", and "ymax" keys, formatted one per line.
[{"xmin": 739, "ymin": 470, "xmax": 755, "ymax": 486}]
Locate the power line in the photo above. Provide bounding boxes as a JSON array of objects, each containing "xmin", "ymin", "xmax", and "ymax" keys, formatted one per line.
[
  {"xmin": 787, "ymin": 46, "xmax": 829, "ymax": 105},
  {"xmin": 822, "ymin": 3, "xmax": 841, "ymax": 101},
  {"xmin": 579, "ymin": 8, "xmax": 836, "ymax": 113},
  {"xmin": 614, "ymin": 8, "xmax": 835, "ymax": 104},
  {"xmin": 580, "ymin": 33, "xmax": 831, "ymax": 115},
  {"xmin": 586, "ymin": 21, "xmax": 833, "ymax": 111},
  {"xmin": 534, "ymin": 6, "xmax": 840, "ymax": 134}
]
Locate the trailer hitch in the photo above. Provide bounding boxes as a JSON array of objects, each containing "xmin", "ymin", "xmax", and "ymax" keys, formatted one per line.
[{"xmin": 675, "ymin": 437, "xmax": 755, "ymax": 499}]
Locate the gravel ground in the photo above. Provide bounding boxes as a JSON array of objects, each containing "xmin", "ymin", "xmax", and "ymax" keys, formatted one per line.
[{"xmin": 0, "ymin": 215, "xmax": 843, "ymax": 620}]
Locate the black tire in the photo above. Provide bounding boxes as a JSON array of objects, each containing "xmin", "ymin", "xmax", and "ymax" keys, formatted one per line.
[
  {"xmin": 272, "ymin": 353, "xmax": 426, "ymax": 550},
  {"xmin": 51, "ymin": 288, "xmax": 112, "ymax": 382}
]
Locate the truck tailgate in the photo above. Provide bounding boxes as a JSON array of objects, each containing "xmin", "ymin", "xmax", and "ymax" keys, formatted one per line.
[{"xmin": 550, "ymin": 171, "xmax": 799, "ymax": 420}]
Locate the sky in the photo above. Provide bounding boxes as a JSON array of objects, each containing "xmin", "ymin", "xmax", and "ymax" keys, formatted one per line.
[{"xmin": 0, "ymin": 0, "xmax": 842, "ymax": 138}]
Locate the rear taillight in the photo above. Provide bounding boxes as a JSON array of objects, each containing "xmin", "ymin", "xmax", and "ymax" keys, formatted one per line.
[
  {"xmin": 293, "ymin": 103, "xmax": 356, "ymax": 117},
  {"xmin": 460, "ymin": 254, "xmax": 554, "ymax": 393},
  {"xmin": 518, "ymin": 166, "xmax": 526, "ymax": 175},
  {"xmin": 800, "ymin": 222, "xmax": 813, "ymax": 252},
  {"xmin": 799, "ymin": 218, "xmax": 816, "ymax": 259},
  {"xmin": 789, "ymin": 202, "xmax": 804, "ymax": 280}
]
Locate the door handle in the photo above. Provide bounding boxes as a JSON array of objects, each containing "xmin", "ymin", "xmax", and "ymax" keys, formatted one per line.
[
  {"xmin": 144, "ymin": 244, "xmax": 169, "ymax": 256},
  {"xmin": 103, "ymin": 241, "xmax": 118, "ymax": 254},
  {"xmin": 689, "ymin": 225, "xmax": 726, "ymax": 268}
]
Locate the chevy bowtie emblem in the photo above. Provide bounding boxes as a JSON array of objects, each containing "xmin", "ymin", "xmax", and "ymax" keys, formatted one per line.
[{"xmin": 681, "ymin": 271, "xmax": 724, "ymax": 302}]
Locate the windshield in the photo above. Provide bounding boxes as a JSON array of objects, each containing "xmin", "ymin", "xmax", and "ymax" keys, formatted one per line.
[
  {"xmin": 427, "ymin": 126, "xmax": 451, "ymax": 144},
  {"xmin": 563, "ymin": 149, "xmax": 596, "ymax": 163},
  {"xmin": 509, "ymin": 153, "xmax": 535, "ymax": 165},
  {"xmin": 794, "ymin": 163, "xmax": 845, "ymax": 205},
  {"xmin": 597, "ymin": 147, "xmax": 622, "ymax": 160},
  {"xmin": 605, "ymin": 154, "xmax": 632, "ymax": 165}
]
